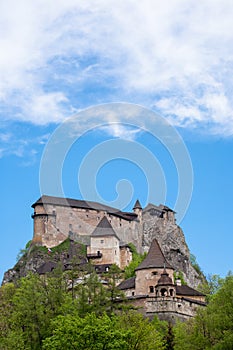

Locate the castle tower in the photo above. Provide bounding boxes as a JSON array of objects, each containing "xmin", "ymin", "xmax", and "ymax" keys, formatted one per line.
[
  {"xmin": 135, "ymin": 239, "xmax": 174, "ymax": 295},
  {"xmin": 87, "ymin": 216, "xmax": 121, "ymax": 267},
  {"xmin": 133, "ymin": 199, "xmax": 142, "ymax": 220}
]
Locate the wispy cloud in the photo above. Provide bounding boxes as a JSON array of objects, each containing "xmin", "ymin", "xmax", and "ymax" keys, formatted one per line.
[
  {"xmin": 0, "ymin": 123, "xmax": 51, "ymax": 161},
  {"xmin": 1, "ymin": 1, "xmax": 233, "ymax": 136}
]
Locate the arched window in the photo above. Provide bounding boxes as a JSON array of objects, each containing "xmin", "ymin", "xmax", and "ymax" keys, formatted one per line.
[{"xmin": 161, "ymin": 288, "xmax": 167, "ymax": 297}]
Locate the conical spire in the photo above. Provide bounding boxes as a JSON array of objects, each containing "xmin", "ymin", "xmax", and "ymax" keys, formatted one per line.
[
  {"xmin": 133, "ymin": 199, "xmax": 142, "ymax": 210},
  {"xmin": 135, "ymin": 239, "xmax": 173, "ymax": 271}
]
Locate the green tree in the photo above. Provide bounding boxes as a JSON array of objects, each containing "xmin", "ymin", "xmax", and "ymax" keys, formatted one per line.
[
  {"xmin": 76, "ymin": 271, "xmax": 108, "ymax": 317},
  {"xmin": 174, "ymin": 273, "xmax": 233, "ymax": 350},
  {"xmin": 117, "ymin": 311, "xmax": 166, "ymax": 350},
  {"xmin": 104, "ymin": 264, "xmax": 125, "ymax": 312},
  {"xmin": 197, "ymin": 274, "xmax": 223, "ymax": 301},
  {"xmin": 124, "ymin": 243, "xmax": 146, "ymax": 279},
  {"xmin": 43, "ymin": 313, "xmax": 129, "ymax": 350}
]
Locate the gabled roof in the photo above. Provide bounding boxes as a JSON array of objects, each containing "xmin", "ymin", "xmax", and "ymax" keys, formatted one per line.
[
  {"xmin": 118, "ymin": 276, "xmax": 136, "ymax": 290},
  {"xmin": 32, "ymin": 195, "xmax": 137, "ymax": 221},
  {"xmin": 176, "ymin": 285, "xmax": 205, "ymax": 297},
  {"xmin": 142, "ymin": 203, "xmax": 163, "ymax": 213},
  {"xmin": 143, "ymin": 203, "xmax": 175, "ymax": 214},
  {"xmin": 135, "ymin": 239, "xmax": 173, "ymax": 271},
  {"xmin": 91, "ymin": 216, "xmax": 120, "ymax": 240}
]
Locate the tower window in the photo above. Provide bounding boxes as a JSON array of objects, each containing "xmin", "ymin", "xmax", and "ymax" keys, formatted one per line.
[
  {"xmin": 149, "ymin": 286, "xmax": 154, "ymax": 293},
  {"xmin": 161, "ymin": 288, "xmax": 167, "ymax": 297}
]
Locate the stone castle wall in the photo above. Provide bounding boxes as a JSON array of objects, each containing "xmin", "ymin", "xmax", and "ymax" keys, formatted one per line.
[{"xmin": 135, "ymin": 267, "xmax": 174, "ymax": 296}]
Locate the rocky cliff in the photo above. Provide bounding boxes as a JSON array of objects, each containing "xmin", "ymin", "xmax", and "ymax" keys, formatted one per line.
[
  {"xmin": 142, "ymin": 210, "xmax": 203, "ymax": 288},
  {"xmin": 2, "ymin": 239, "xmax": 87, "ymax": 285}
]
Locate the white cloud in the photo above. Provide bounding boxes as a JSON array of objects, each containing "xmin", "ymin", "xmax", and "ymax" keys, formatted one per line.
[
  {"xmin": 0, "ymin": 1, "xmax": 233, "ymax": 135},
  {"xmin": 100, "ymin": 124, "xmax": 142, "ymax": 140}
]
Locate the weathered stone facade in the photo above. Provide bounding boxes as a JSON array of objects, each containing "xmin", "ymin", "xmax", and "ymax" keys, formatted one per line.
[
  {"xmin": 86, "ymin": 216, "xmax": 133, "ymax": 269},
  {"xmin": 31, "ymin": 195, "xmax": 202, "ymax": 288}
]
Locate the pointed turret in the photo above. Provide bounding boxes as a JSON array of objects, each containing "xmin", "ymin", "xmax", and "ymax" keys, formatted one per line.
[
  {"xmin": 133, "ymin": 199, "xmax": 142, "ymax": 222},
  {"xmin": 133, "ymin": 199, "xmax": 142, "ymax": 210},
  {"xmin": 91, "ymin": 216, "xmax": 119, "ymax": 239},
  {"xmin": 135, "ymin": 239, "xmax": 173, "ymax": 271}
]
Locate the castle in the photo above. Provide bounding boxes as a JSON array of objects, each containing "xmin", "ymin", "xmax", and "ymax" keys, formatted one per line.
[
  {"xmin": 31, "ymin": 195, "xmax": 206, "ymax": 321},
  {"xmin": 32, "ymin": 195, "xmax": 201, "ymax": 288}
]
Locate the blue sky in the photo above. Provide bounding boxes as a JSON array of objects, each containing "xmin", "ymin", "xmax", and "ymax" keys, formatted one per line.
[{"xmin": 1, "ymin": 1, "xmax": 233, "ymax": 282}]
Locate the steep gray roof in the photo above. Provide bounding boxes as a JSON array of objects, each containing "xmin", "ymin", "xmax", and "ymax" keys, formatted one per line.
[
  {"xmin": 133, "ymin": 199, "xmax": 142, "ymax": 210},
  {"xmin": 91, "ymin": 216, "xmax": 120, "ymax": 239},
  {"xmin": 32, "ymin": 195, "xmax": 137, "ymax": 221},
  {"xmin": 118, "ymin": 276, "xmax": 136, "ymax": 290},
  {"xmin": 176, "ymin": 285, "xmax": 205, "ymax": 297},
  {"xmin": 135, "ymin": 239, "xmax": 173, "ymax": 271}
]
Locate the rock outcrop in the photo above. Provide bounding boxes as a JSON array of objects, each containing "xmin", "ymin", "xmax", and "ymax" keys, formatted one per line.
[
  {"xmin": 2, "ymin": 239, "xmax": 87, "ymax": 285},
  {"xmin": 142, "ymin": 210, "xmax": 202, "ymax": 288}
]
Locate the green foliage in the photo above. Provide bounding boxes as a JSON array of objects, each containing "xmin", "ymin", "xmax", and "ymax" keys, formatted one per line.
[
  {"xmin": 117, "ymin": 311, "xmax": 166, "ymax": 349},
  {"xmin": 124, "ymin": 243, "xmax": 147, "ymax": 279},
  {"xmin": 43, "ymin": 311, "xmax": 166, "ymax": 350},
  {"xmin": 48, "ymin": 238, "xmax": 71, "ymax": 254},
  {"xmin": 16, "ymin": 240, "xmax": 32, "ymax": 262},
  {"xmin": 30, "ymin": 244, "xmax": 48, "ymax": 255},
  {"xmin": 173, "ymin": 273, "xmax": 233, "ymax": 350},
  {"xmin": 197, "ymin": 274, "xmax": 223, "ymax": 301},
  {"xmin": 0, "ymin": 269, "xmax": 168, "ymax": 349},
  {"xmin": 43, "ymin": 313, "xmax": 129, "ymax": 350},
  {"xmin": 190, "ymin": 253, "xmax": 203, "ymax": 275},
  {"xmin": 173, "ymin": 271, "xmax": 187, "ymax": 285}
]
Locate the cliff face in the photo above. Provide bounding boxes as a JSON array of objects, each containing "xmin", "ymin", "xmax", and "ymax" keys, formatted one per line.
[
  {"xmin": 2, "ymin": 240, "xmax": 87, "ymax": 285},
  {"xmin": 142, "ymin": 210, "xmax": 202, "ymax": 288}
]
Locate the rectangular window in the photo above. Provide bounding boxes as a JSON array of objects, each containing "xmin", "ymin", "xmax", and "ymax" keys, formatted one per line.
[
  {"xmin": 100, "ymin": 239, "xmax": 104, "ymax": 244},
  {"xmin": 149, "ymin": 286, "xmax": 154, "ymax": 293}
]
